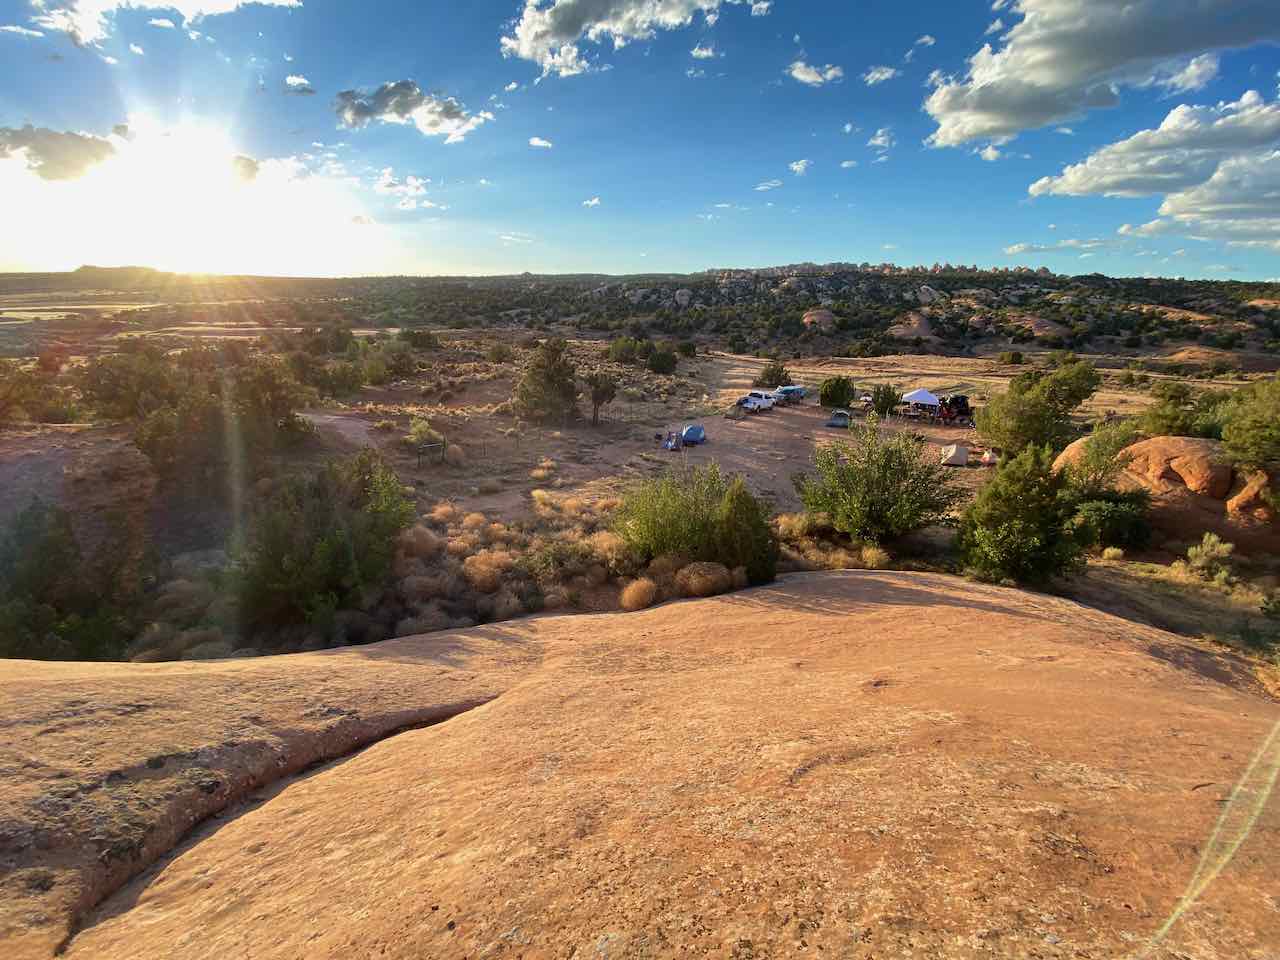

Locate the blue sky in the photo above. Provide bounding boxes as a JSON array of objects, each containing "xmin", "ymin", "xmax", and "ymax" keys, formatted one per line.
[{"xmin": 1, "ymin": 0, "xmax": 1278, "ymax": 279}]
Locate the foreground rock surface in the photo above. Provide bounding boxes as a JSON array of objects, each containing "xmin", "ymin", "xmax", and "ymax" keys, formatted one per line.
[{"xmin": 4, "ymin": 572, "xmax": 1278, "ymax": 959}]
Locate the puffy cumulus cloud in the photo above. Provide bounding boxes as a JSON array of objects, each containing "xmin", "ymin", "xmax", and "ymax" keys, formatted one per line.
[
  {"xmin": 1030, "ymin": 90, "xmax": 1280, "ymax": 198},
  {"xmin": 840, "ymin": 159, "xmax": 857, "ymax": 168},
  {"xmin": 148, "ymin": 17, "xmax": 175, "ymax": 28},
  {"xmin": 862, "ymin": 65, "xmax": 900, "ymax": 86},
  {"xmin": 1158, "ymin": 53, "xmax": 1219, "ymax": 94},
  {"xmin": 1143, "ymin": 150, "xmax": 1280, "ymax": 249},
  {"xmin": 0, "ymin": 125, "xmax": 116, "ymax": 180},
  {"xmin": 334, "ymin": 81, "xmax": 493, "ymax": 143},
  {"xmin": 750, "ymin": 1, "xmax": 770, "ymax": 13},
  {"xmin": 30, "ymin": 0, "xmax": 300, "ymax": 46},
  {"xmin": 500, "ymin": 0, "xmax": 765, "ymax": 78},
  {"xmin": 788, "ymin": 159, "xmax": 810, "ymax": 175},
  {"xmin": 787, "ymin": 60, "xmax": 843, "ymax": 87},
  {"xmin": 529, "ymin": 136, "xmax": 553, "ymax": 148},
  {"xmin": 582, "ymin": 196, "xmax": 601, "ymax": 207},
  {"xmin": 979, "ymin": 144, "xmax": 1002, "ymax": 161},
  {"xmin": 690, "ymin": 43, "xmax": 715, "ymax": 59},
  {"xmin": 129, "ymin": 42, "xmax": 143, "ymax": 54},
  {"xmin": 285, "ymin": 74, "xmax": 315, "ymax": 95},
  {"xmin": 924, "ymin": 0, "xmax": 1280, "ymax": 149}
]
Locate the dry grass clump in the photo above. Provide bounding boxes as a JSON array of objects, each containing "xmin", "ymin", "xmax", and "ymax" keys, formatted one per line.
[
  {"xmin": 530, "ymin": 457, "xmax": 558, "ymax": 481},
  {"xmin": 428, "ymin": 501, "xmax": 459, "ymax": 525},
  {"xmin": 620, "ymin": 577, "xmax": 658, "ymax": 611},
  {"xmin": 447, "ymin": 533, "xmax": 482, "ymax": 557},
  {"xmin": 153, "ymin": 578, "xmax": 214, "ymax": 623},
  {"xmin": 594, "ymin": 497, "xmax": 622, "ymax": 514},
  {"xmin": 125, "ymin": 622, "xmax": 179, "ymax": 661},
  {"xmin": 394, "ymin": 603, "xmax": 472, "ymax": 638},
  {"xmin": 478, "ymin": 478, "xmax": 503, "ymax": 495},
  {"xmin": 646, "ymin": 554, "xmax": 690, "ymax": 581},
  {"xmin": 775, "ymin": 512, "xmax": 816, "ymax": 541},
  {"xmin": 731, "ymin": 566, "xmax": 750, "ymax": 590},
  {"xmin": 475, "ymin": 588, "xmax": 525, "ymax": 622},
  {"xmin": 462, "ymin": 549, "xmax": 516, "ymax": 593},
  {"xmin": 675, "ymin": 562, "xmax": 733, "ymax": 598},
  {"xmin": 461, "ymin": 511, "xmax": 489, "ymax": 531},
  {"xmin": 1102, "ymin": 546, "xmax": 1125, "ymax": 561},
  {"xmin": 560, "ymin": 496, "xmax": 587, "ymax": 518},
  {"xmin": 859, "ymin": 545, "xmax": 890, "ymax": 570},
  {"xmin": 444, "ymin": 444, "xmax": 468, "ymax": 466},
  {"xmin": 399, "ymin": 523, "xmax": 444, "ymax": 559}
]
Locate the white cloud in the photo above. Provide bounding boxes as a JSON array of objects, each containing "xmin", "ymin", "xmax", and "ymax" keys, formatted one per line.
[
  {"xmin": 1158, "ymin": 53, "xmax": 1219, "ymax": 94},
  {"xmin": 904, "ymin": 34, "xmax": 935, "ymax": 62},
  {"xmin": 500, "ymin": 0, "xmax": 766, "ymax": 78},
  {"xmin": 754, "ymin": 178, "xmax": 782, "ymax": 191},
  {"xmin": 685, "ymin": 67, "xmax": 705, "ymax": 79},
  {"xmin": 862, "ymin": 65, "xmax": 900, "ymax": 86},
  {"xmin": 1055, "ymin": 126, "xmax": 1074, "ymax": 135},
  {"xmin": 100, "ymin": 54, "xmax": 117, "ymax": 63},
  {"xmin": 148, "ymin": 17, "xmax": 175, "ymax": 28},
  {"xmin": 373, "ymin": 167, "xmax": 429, "ymax": 198},
  {"xmin": 788, "ymin": 60, "xmax": 843, "ymax": 87},
  {"xmin": 529, "ymin": 136, "xmax": 553, "ymax": 148},
  {"xmin": 1, "ymin": 24, "xmax": 44, "ymax": 37},
  {"xmin": 0, "ymin": 125, "xmax": 116, "ymax": 179},
  {"xmin": 1030, "ymin": 90, "xmax": 1280, "ymax": 198},
  {"xmin": 691, "ymin": 43, "xmax": 715, "ymax": 59},
  {"xmin": 500, "ymin": 231, "xmax": 535, "ymax": 245},
  {"xmin": 129, "ymin": 42, "xmax": 143, "ymax": 55},
  {"xmin": 924, "ymin": 0, "xmax": 1280, "ymax": 148},
  {"xmin": 285, "ymin": 74, "xmax": 315, "ymax": 95},
  {"xmin": 842, "ymin": 121, "xmax": 854, "ymax": 134},
  {"xmin": 867, "ymin": 126, "xmax": 895, "ymax": 151},
  {"xmin": 979, "ymin": 144, "xmax": 1002, "ymax": 161},
  {"xmin": 582, "ymin": 196, "xmax": 601, "ymax": 207},
  {"xmin": 335, "ymin": 81, "xmax": 493, "ymax": 144},
  {"xmin": 30, "ymin": 1, "xmax": 301, "ymax": 46},
  {"xmin": 1004, "ymin": 237, "xmax": 1109, "ymax": 254},
  {"xmin": 504, "ymin": 81, "xmax": 519, "ymax": 92},
  {"xmin": 789, "ymin": 159, "xmax": 811, "ymax": 175},
  {"xmin": 750, "ymin": 1, "xmax": 770, "ymax": 14},
  {"xmin": 840, "ymin": 159, "xmax": 857, "ymax": 168},
  {"xmin": 985, "ymin": 18, "xmax": 1004, "ymax": 36}
]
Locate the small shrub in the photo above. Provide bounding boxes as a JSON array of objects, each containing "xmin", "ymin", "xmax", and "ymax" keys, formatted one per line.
[
  {"xmin": 372, "ymin": 419, "xmax": 396, "ymax": 432},
  {"xmin": 513, "ymin": 338, "xmax": 579, "ymax": 423},
  {"xmin": 399, "ymin": 524, "xmax": 444, "ymax": 559},
  {"xmin": 859, "ymin": 544, "xmax": 890, "ymax": 569},
  {"xmin": 403, "ymin": 417, "xmax": 442, "ymax": 449},
  {"xmin": 646, "ymin": 349, "xmax": 678, "ymax": 375},
  {"xmin": 958, "ymin": 445, "xmax": 1086, "ymax": 585},
  {"xmin": 486, "ymin": 342, "xmax": 515, "ymax": 363},
  {"xmin": 674, "ymin": 562, "xmax": 733, "ymax": 598},
  {"xmin": 1186, "ymin": 532, "xmax": 1234, "ymax": 583},
  {"xmin": 794, "ymin": 418, "xmax": 963, "ymax": 544},
  {"xmin": 998, "ymin": 351, "xmax": 1024, "ymax": 365},
  {"xmin": 1102, "ymin": 546, "xmax": 1125, "ymax": 561},
  {"xmin": 586, "ymin": 371, "xmax": 617, "ymax": 426},
  {"xmin": 870, "ymin": 384, "xmax": 902, "ymax": 417},
  {"xmin": 461, "ymin": 549, "xmax": 516, "ymax": 593},
  {"xmin": 620, "ymin": 577, "xmax": 658, "ymax": 611},
  {"xmin": 398, "ymin": 328, "xmax": 440, "ymax": 350},
  {"xmin": 677, "ymin": 341, "xmax": 697, "ymax": 358},
  {"xmin": 753, "ymin": 360, "xmax": 793, "ymax": 389},
  {"xmin": 1072, "ymin": 492, "xmax": 1151, "ymax": 550},
  {"xmin": 428, "ymin": 501, "xmax": 458, "ymax": 525},
  {"xmin": 818, "ymin": 376, "xmax": 855, "ymax": 409}
]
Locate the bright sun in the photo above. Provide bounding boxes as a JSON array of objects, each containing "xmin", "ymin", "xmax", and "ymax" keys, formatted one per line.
[{"xmin": 1, "ymin": 116, "xmax": 392, "ymax": 276}]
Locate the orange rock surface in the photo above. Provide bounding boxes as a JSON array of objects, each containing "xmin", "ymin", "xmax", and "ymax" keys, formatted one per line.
[{"xmin": 3, "ymin": 572, "xmax": 1278, "ymax": 959}]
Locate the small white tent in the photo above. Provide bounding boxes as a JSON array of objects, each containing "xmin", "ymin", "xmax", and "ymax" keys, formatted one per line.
[
  {"xmin": 902, "ymin": 388, "xmax": 941, "ymax": 407},
  {"xmin": 940, "ymin": 443, "xmax": 968, "ymax": 466}
]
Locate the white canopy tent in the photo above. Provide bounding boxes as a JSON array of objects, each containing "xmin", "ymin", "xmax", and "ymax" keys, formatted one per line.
[{"xmin": 902, "ymin": 388, "xmax": 941, "ymax": 407}]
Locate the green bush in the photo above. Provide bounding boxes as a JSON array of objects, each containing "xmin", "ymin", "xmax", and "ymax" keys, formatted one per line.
[
  {"xmin": 818, "ymin": 376, "xmax": 855, "ymax": 409},
  {"xmin": 646, "ymin": 349, "xmax": 678, "ymax": 375},
  {"xmin": 677, "ymin": 340, "xmax": 697, "ymax": 358},
  {"xmin": 0, "ymin": 500, "xmax": 128, "ymax": 660},
  {"xmin": 1072, "ymin": 492, "xmax": 1152, "ymax": 551},
  {"xmin": 403, "ymin": 417, "xmax": 443, "ymax": 449},
  {"xmin": 997, "ymin": 351, "xmax": 1024, "ymax": 365},
  {"xmin": 77, "ymin": 345, "xmax": 182, "ymax": 419},
  {"xmin": 959, "ymin": 445, "xmax": 1086, "ymax": 584},
  {"xmin": 607, "ymin": 337, "xmax": 644, "ymax": 364},
  {"xmin": 976, "ymin": 361, "xmax": 1101, "ymax": 454},
  {"xmin": 1064, "ymin": 420, "xmax": 1141, "ymax": 498},
  {"xmin": 586, "ymin": 371, "xmax": 617, "ymax": 426},
  {"xmin": 793, "ymin": 418, "xmax": 963, "ymax": 543},
  {"xmin": 1185, "ymin": 532, "xmax": 1234, "ymax": 583},
  {"xmin": 235, "ymin": 450, "xmax": 414, "ymax": 631},
  {"xmin": 513, "ymin": 338, "xmax": 579, "ymax": 423},
  {"xmin": 612, "ymin": 464, "xmax": 778, "ymax": 584},
  {"xmin": 753, "ymin": 361, "xmax": 793, "ymax": 388},
  {"xmin": 870, "ymin": 384, "xmax": 902, "ymax": 417},
  {"xmin": 0, "ymin": 361, "xmax": 39, "ymax": 424},
  {"xmin": 1139, "ymin": 382, "xmax": 1231, "ymax": 440},
  {"xmin": 1222, "ymin": 379, "xmax": 1280, "ymax": 469},
  {"xmin": 398, "ymin": 329, "xmax": 440, "ymax": 350},
  {"xmin": 486, "ymin": 342, "xmax": 515, "ymax": 363}
]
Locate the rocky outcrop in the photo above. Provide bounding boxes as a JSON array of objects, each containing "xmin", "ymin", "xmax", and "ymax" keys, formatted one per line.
[
  {"xmin": 801, "ymin": 307, "xmax": 836, "ymax": 331},
  {"xmin": 1055, "ymin": 435, "xmax": 1279, "ymax": 552}
]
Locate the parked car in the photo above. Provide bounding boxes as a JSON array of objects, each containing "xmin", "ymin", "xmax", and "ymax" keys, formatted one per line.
[
  {"xmin": 773, "ymin": 385, "xmax": 806, "ymax": 405},
  {"xmin": 745, "ymin": 390, "xmax": 776, "ymax": 410},
  {"xmin": 736, "ymin": 395, "xmax": 767, "ymax": 413}
]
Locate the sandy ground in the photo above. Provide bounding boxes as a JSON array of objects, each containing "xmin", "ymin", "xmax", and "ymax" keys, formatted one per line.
[{"xmin": 4, "ymin": 572, "xmax": 1278, "ymax": 959}]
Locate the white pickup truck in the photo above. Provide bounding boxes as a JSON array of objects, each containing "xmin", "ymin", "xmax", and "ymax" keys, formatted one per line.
[
  {"xmin": 744, "ymin": 390, "xmax": 777, "ymax": 410},
  {"xmin": 735, "ymin": 394, "xmax": 769, "ymax": 413}
]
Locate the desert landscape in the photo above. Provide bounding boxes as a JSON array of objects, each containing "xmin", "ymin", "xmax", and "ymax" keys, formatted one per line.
[{"xmin": 2, "ymin": 263, "xmax": 1280, "ymax": 959}]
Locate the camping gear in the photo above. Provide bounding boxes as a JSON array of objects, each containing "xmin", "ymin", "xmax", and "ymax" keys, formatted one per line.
[
  {"xmin": 901, "ymin": 388, "xmax": 941, "ymax": 407},
  {"xmin": 681, "ymin": 424, "xmax": 706, "ymax": 445},
  {"xmin": 825, "ymin": 408, "xmax": 851, "ymax": 428},
  {"xmin": 940, "ymin": 443, "xmax": 969, "ymax": 466},
  {"xmin": 938, "ymin": 394, "xmax": 975, "ymax": 427},
  {"xmin": 663, "ymin": 431, "xmax": 683, "ymax": 451}
]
